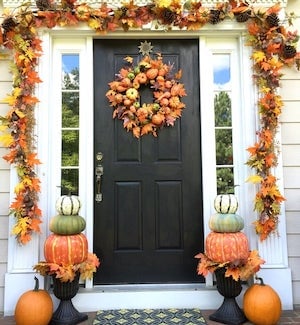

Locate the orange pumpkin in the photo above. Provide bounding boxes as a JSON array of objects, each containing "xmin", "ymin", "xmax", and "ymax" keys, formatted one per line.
[
  {"xmin": 205, "ymin": 231, "xmax": 249, "ymax": 263},
  {"xmin": 146, "ymin": 68, "xmax": 158, "ymax": 79},
  {"xmin": 15, "ymin": 277, "xmax": 53, "ymax": 325},
  {"xmin": 243, "ymin": 277, "xmax": 282, "ymax": 325},
  {"xmin": 44, "ymin": 233, "xmax": 88, "ymax": 264}
]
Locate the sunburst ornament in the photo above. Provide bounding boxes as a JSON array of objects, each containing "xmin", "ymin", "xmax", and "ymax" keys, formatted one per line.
[{"xmin": 138, "ymin": 41, "xmax": 154, "ymax": 56}]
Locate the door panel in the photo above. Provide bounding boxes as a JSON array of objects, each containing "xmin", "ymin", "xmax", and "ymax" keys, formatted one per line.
[{"xmin": 93, "ymin": 39, "xmax": 204, "ymax": 284}]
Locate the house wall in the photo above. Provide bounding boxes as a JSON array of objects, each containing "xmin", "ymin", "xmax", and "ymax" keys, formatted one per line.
[
  {"xmin": 281, "ymin": 0, "xmax": 300, "ymax": 304},
  {"xmin": 0, "ymin": 54, "xmax": 11, "ymax": 312},
  {"xmin": 0, "ymin": 0, "xmax": 300, "ymax": 313}
]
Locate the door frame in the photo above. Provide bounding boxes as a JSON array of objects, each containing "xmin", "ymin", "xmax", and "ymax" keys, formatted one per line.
[{"xmin": 41, "ymin": 30, "xmax": 257, "ymax": 288}]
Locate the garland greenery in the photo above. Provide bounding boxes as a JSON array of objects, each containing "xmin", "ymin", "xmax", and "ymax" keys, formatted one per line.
[{"xmin": 0, "ymin": 0, "xmax": 299, "ymax": 244}]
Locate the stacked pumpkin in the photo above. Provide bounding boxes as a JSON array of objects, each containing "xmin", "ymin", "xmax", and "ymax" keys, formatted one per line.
[
  {"xmin": 205, "ymin": 194, "xmax": 250, "ymax": 264},
  {"xmin": 44, "ymin": 195, "xmax": 88, "ymax": 266}
]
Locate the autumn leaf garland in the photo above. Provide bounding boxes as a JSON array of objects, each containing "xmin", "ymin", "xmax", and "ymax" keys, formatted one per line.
[
  {"xmin": 0, "ymin": 0, "xmax": 299, "ymax": 244},
  {"xmin": 0, "ymin": 12, "xmax": 43, "ymax": 244},
  {"xmin": 245, "ymin": 3, "xmax": 299, "ymax": 240}
]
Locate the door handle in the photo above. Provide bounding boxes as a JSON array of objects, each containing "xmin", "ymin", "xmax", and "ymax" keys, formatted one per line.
[{"xmin": 95, "ymin": 164, "xmax": 103, "ymax": 202}]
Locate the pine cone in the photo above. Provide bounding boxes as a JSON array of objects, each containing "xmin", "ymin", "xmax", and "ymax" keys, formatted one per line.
[
  {"xmin": 209, "ymin": 10, "xmax": 221, "ymax": 25},
  {"xmin": 282, "ymin": 44, "xmax": 297, "ymax": 59},
  {"xmin": 119, "ymin": 6, "xmax": 128, "ymax": 18},
  {"xmin": 1, "ymin": 17, "xmax": 17, "ymax": 32},
  {"xmin": 35, "ymin": 0, "xmax": 52, "ymax": 10},
  {"xmin": 266, "ymin": 13, "xmax": 279, "ymax": 28},
  {"xmin": 160, "ymin": 8, "xmax": 177, "ymax": 25},
  {"xmin": 235, "ymin": 11, "xmax": 251, "ymax": 23}
]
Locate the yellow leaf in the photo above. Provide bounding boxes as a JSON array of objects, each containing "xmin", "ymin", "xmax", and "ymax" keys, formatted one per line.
[
  {"xmin": 0, "ymin": 124, "xmax": 8, "ymax": 132},
  {"xmin": 88, "ymin": 18, "xmax": 101, "ymax": 30},
  {"xmin": 14, "ymin": 182, "xmax": 25, "ymax": 194},
  {"xmin": 252, "ymin": 51, "xmax": 265, "ymax": 63},
  {"xmin": 246, "ymin": 175, "xmax": 263, "ymax": 184},
  {"xmin": 15, "ymin": 109, "xmax": 25, "ymax": 119},
  {"xmin": 0, "ymin": 133, "xmax": 14, "ymax": 147}
]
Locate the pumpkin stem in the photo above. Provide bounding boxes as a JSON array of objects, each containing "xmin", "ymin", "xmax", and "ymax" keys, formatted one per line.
[
  {"xmin": 34, "ymin": 276, "xmax": 40, "ymax": 291},
  {"xmin": 255, "ymin": 276, "xmax": 265, "ymax": 286}
]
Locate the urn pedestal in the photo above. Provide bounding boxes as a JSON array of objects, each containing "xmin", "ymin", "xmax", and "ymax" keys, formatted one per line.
[
  {"xmin": 50, "ymin": 273, "xmax": 88, "ymax": 325},
  {"xmin": 209, "ymin": 268, "xmax": 247, "ymax": 325}
]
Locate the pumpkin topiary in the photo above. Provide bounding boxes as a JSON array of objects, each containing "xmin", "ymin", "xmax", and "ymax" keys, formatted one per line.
[
  {"xmin": 243, "ymin": 277, "xmax": 282, "ymax": 325},
  {"xmin": 209, "ymin": 213, "xmax": 244, "ymax": 233},
  {"xmin": 44, "ymin": 233, "xmax": 88, "ymax": 265},
  {"xmin": 49, "ymin": 214, "xmax": 86, "ymax": 235},
  {"xmin": 55, "ymin": 195, "xmax": 81, "ymax": 215},
  {"xmin": 14, "ymin": 276, "xmax": 53, "ymax": 325},
  {"xmin": 205, "ymin": 231, "xmax": 249, "ymax": 263},
  {"xmin": 214, "ymin": 194, "xmax": 238, "ymax": 214}
]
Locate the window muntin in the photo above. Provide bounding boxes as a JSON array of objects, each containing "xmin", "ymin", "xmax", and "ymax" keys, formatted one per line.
[{"xmin": 61, "ymin": 54, "xmax": 80, "ymax": 195}]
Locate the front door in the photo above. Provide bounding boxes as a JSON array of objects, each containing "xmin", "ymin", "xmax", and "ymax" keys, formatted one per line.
[{"xmin": 93, "ymin": 39, "xmax": 203, "ymax": 285}]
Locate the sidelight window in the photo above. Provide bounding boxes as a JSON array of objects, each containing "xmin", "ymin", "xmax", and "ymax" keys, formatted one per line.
[
  {"xmin": 213, "ymin": 53, "xmax": 234, "ymax": 194},
  {"xmin": 61, "ymin": 54, "xmax": 80, "ymax": 195}
]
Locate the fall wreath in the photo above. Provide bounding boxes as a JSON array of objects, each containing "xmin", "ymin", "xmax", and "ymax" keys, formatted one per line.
[{"xmin": 106, "ymin": 54, "xmax": 187, "ymax": 138}]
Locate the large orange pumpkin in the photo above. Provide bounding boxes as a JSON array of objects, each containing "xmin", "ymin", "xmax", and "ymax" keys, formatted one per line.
[
  {"xmin": 205, "ymin": 231, "xmax": 249, "ymax": 263},
  {"xmin": 14, "ymin": 277, "xmax": 53, "ymax": 325},
  {"xmin": 243, "ymin": 277, "xmax": 282, "ymax": 325},
  {"xmin": 44, "ymin": 233, "xmax": 88, "ymax": 264}
]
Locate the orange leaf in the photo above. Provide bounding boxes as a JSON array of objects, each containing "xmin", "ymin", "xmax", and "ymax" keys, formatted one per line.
[
  {"xmin": 141, "ymin": 123, "xmax": 155, "ymax": 136},
  {"xmin": 26, "ymin": 153, "xmax": 42, "ymax": 167}
]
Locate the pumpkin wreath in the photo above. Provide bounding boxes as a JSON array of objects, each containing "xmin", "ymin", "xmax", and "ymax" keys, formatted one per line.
[{"xmin": 106, "ymin": 53, "xmax": 187, "ymax": 138}]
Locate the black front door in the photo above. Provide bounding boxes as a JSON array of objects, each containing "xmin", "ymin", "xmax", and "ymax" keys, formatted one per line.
[{"xmin": 93, "ymin": 39, "xmax": 204, "ymax": 284}]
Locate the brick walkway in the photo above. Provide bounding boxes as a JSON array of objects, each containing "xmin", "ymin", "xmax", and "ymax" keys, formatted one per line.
[{"xmin": 1, "ymin": 307, "xmax": 300, "ymax": 324}]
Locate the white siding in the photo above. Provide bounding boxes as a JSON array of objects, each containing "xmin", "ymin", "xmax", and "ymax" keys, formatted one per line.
[
  {"xmin": 0, "ymin": 57, "xmax": 11, "ymax": 312},
  {"xmin": 281, "ymin": 5, "xmax": 300, "ymax": 303}
]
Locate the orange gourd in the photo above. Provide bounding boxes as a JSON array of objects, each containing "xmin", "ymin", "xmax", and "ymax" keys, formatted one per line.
[
  {"xmin": 205, "ymin": 231, "xmax": 249, "ymax": 263},
  {"xmin": 243, "ymin": 277, "xmax": 282, "ymax": 325},
  {"xmin": 14, "ymin": 277, "xmax": 53, "ymax": 325},
  {"xmin": 44, "ymin": 233, "xmax": 88, "ymax": 264}
]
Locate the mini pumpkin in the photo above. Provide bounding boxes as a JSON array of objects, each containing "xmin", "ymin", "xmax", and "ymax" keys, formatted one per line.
[
  {"xmin": 209, "ymin": 213, "xmax": 244, "ymax": 233},
  {"xmin": 14, "ymin": 277, "xmax": 53, "ymax": 325},
  {"xmin": 243, "ymin": 277, "xmax": 282, "ymax": 325},
  {"xmin": 55, "ymin": 195, "xmax": 81, "ymax": 215},
  {"xmin": 214, "ymin": 194, "xmax": 238, "ymax": 214}
]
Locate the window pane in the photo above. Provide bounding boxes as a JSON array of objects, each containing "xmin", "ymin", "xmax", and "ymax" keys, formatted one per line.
[
  {"xmin": 213, "ymin": 54, "xmax": 230, "ymax": 89},
  {"xmin": 62, "ymin": 54, "xmax": 79, "ymax": 90},
  {"xmin": 215, "ymin": 129, "xmax": 233, "ymax": 165},
  {"xmin": 62, "ymin": 130, "xmax": 79, "ymax": 166},
  {"xmin": 61, "ymin": 169, "xmax": 79, "ymax": 195},
  {"xmin": 216, "ymin": 167, "xmax": 234, "ymax": 194},
  {"xmin": 62, "ymin": 92, "xmax": 79, "ymax": 128},
  {"xmin": 214, "ymin": 91, "xmax": 232, "ymax": 127}
]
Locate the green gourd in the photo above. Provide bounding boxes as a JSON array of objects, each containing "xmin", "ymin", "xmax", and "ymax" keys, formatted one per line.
[
  {"xmin": 49, "ymin": 214, "xmax": 86, "ymax": 235},
  {"xmin": 209, "ymin": 213, "xmax": 244, "ymax": 232}
]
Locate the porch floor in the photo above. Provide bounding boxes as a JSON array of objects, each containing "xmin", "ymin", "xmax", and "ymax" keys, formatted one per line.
[{"xmin": 1, "ymin": 306, "xmax": 300, "ymax": 324}]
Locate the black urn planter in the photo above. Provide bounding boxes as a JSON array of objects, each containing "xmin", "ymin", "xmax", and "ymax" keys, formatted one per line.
[
  {"xmin": 50, "ymin": 273, "xmax": 88, "ymax": 325},
  {"xmin": 209, "ymin": 268, "xmax": 247, "ymax": 325}
]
